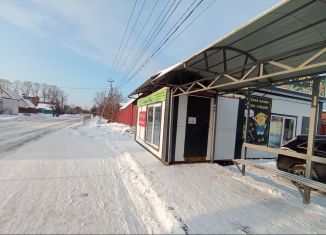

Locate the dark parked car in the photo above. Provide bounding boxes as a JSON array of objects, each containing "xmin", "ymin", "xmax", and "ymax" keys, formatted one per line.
[{"xmin": 276, "ymin": 135, "xmax": 326, "ymax": 184}]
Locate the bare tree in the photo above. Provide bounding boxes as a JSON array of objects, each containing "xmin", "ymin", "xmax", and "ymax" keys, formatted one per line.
[
  {"xmin": 41, "ymin": 83, "xmax": 48, "ymax": 101},
  {"xmin": 58, "ymin": 89, "xmax": 68, "ymax": 110},
  {"xmin": 0, "ymin": 79, "xmax": 11, "ymax": 89},
  {"xmin": 20, "ymin": 81, "xmax": 33, "ymax": 96},
  {"xmin": 31, "ymin": 82, "xmax": 41, "ymax": 97},
  {"xmin": 94, "ymin": 87, "xmax": 123, "ymax": 122},
  {"xmin": 47, "ymin": 85, "xmax": 58, "ymax": 104},
  {"xmin": 11, "ymin": 80, "xmax": 21, "ymax": 93},
  {"xmin": 94, "ymin": 90, "xmax": 106, "ymax": 107}
]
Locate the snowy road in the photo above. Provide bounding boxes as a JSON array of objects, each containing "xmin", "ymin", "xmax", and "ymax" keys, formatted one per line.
[
  {"xmin": 0, "ymin": 117, "xmax": 326, "ymax": 234},
  {"xmin": 0, "ymin": 116, "xmax": 81, "ymax": 158}
]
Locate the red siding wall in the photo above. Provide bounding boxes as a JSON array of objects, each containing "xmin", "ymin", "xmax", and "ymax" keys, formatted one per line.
[
  {"xmin": 115, "ymin": 103, "xmax": 137, "ymax": 126},
  {"xmin": 320, "ymin": 112, "xmax": 326, "ymax": 135}
]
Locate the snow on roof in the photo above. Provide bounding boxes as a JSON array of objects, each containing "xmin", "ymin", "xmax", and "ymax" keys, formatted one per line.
[
  {"xmin": 37, "ymin": 103, "xmax": 53, "ymax": 110},
  {"xmin": 22, "ymin": 98, "xmax": 36, "ymax": 108},
  {"xmin": 1, "ymin": 88, "xmax": 22, "ymax": 100},
  {"xmin": 120, "ymin": 99, "xmax": 135, "ymax": 110}
]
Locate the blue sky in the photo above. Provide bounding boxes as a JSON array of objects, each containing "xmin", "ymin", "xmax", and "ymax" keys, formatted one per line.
[{"xmin": 0, "ymin": 0, "xmax": 280, "ymax": 108}]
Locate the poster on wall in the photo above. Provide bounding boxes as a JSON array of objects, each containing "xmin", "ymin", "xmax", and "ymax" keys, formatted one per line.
[
  {"xmin": 246, "ymin": 96, "xmax": 272, "ymax": 145},
  {"xmin": 139, "ymin": 111, "xmax": 147, "ymax": 127}
]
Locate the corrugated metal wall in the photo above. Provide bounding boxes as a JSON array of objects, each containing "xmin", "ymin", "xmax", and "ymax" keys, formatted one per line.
[{"xmin": 115, "ymin": 103, "xmax": 137, "ymax": 126}]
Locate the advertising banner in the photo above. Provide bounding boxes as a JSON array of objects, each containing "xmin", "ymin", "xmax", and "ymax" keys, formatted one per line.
[
  {"xmin": 139, "ymin": 111, "xmax": 147, "ymax": 127},
  {"xmin": 246, "ymin": 96, "xmax": 272, "ymax": 145},
  {"xmin": 137, "ymin": 87, "xmax": 167, "ymax": 106}
]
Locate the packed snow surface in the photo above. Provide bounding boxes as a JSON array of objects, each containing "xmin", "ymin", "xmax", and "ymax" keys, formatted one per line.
[{"xmin": 0, "ymin": 117, "xmax": 325, "ymax": 234}]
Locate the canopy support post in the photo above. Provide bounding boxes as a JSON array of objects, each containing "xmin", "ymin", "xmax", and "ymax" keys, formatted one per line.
[
  {"xmin": 241, "ymin": 90, "xmax": 251, "ymax": 175},
  {"xmin": 303, "ymin": 78, "xmax": 320, "ymax": 204}
]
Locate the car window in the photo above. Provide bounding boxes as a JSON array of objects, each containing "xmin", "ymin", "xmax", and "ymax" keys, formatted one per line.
[
  {"xmin": 297, "ymin": 142, "xmax": 307, "ymax": 151},
  {"xmin": 315, "ymin": 144, "xmax": 326, "ymax": 157}
]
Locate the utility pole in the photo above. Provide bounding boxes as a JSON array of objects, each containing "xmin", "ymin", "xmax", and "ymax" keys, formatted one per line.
[{"xmin": 99, "ymin": 79, "xmax": 114, "ymax": 123}]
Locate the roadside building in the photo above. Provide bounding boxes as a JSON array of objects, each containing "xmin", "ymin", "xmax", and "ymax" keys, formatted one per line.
[
  {"xmin": 0, "ymin": 88, "xmax": 21, "ymax": 115},
  {"xmin": 115, "ymin": 99, "xmax": 137, "ymax": 126},
  {"xmin": 19, "ymin": 98, "xmax": 37, "ymax": 113},
  {"xmin": 23, "ymin": 95, "xmax": 40, "ymax": 107},
  {"xmin": 130, "ymin": 0, "xmax": 326, "ymax": 165},
  {"xmin": 37, "ymin": 102, "xmax": 54, "ymax": 114},
  {"xmin": 133, "ymin": 86, "xmax": 325, "ymax": 164}
]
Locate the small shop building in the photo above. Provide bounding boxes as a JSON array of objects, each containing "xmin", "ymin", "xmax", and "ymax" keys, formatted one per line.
[
  {"xmin": 130, "ymin": 0, "xmax": 326, "ymax": 166},
  {"xmin": 133, "ymin": 86, "xmax": 325, "ymax": 164}
]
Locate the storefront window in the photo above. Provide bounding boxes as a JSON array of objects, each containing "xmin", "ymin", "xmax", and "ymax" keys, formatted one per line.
[
  {"xmin": 145, "ymin": 104, "xmax": 162, "ymax": 148},
  {"xmin": 301, "ymin": 116, "xmax": 309, "ymax": 134},
  {"xmin": 283, "ymin": 118, "xmax": 295, "ymax": 143},
  {"xmin": 268, "ymin": 115, "xmax": 296, "ymax": 148},
  {"xmin": 146, "ymin": 107, "xmax": 153, "ymax": 143},
  {"xmin": 153, "ymin": 106, "xmax": 162, "ymax": 146},
  {"xmin": 269, "ymin": 116, "xmax": 283, "ymax": 148}
]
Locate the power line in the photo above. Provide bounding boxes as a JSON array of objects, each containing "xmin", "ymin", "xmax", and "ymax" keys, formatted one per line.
[
  {"xmin": 117, "ymin": 0, "xmax": 160, "ymax": 80},
  {"xmin": 59, "ymin": 87, "xmax": 109, "ymax": 90},
  {"xmin": 112, "ymin": 0, "xmax": 147, "ymax": 80},
  {"xmin": 153, "ymin": 0, "xmax": 216, "ymax": 61},
  {"xmin": 124, "ymin": 0, "xmax": 205, "ymax": 85},
  {"xmin": 108, "ymin": 0, "xmax": 138, "ymax": 81},
  {"xmin": 120, "ymin": 0, "xmax": 183, "ymax": 86},
  {"xmin": 118, "ymin": 0, "xmax": 174, "ymax": 85},
  {"xmin": 99, "ymin": 1, "xmax": 137, "ymax": 121},
  {"xmin": 154, "ymin": 0, "xmax": 198, "ymax": 49}
]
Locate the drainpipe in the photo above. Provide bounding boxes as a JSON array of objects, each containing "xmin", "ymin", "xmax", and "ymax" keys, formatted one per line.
[
  {"xmin": 211, "ymin": 95, "xmax": 218, "ymax": 163},
  {"xmin": 167, "ymin": 89, "xmax": 174, "ymax": 165},
  {"xmin": 241, "ymin": 89, "xmax": 251, "ymax": 175}
]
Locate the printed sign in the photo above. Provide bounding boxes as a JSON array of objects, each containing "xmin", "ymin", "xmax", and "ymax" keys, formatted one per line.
[
  {"xmin": 137, "ymin": 87, "xmax": 168, "ymax": 106},
  {"xmin": 139, "ymin": 111, "xmax": 147, "ymax": 127},
  {"xmin": 246, "ymin": 96, "xmax": 272, "ymax": 145},
  {"xmin": 188, "ymin": 117, "xmax": 196, "ymax": 125}
]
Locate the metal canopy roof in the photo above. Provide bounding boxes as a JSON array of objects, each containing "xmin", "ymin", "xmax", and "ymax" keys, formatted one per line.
[{"xmin": 130, "ymin": 0, "xmax": 326, "ymax": 96}]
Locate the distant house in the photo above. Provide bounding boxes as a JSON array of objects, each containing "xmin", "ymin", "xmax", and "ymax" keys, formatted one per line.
[
  {"xmin": 19, "ymin": 98, "xmax": 37, "ymax": 113},
  {"xmin": 0, "ymin": 88, "xmax": 21, "ymax": 115},
  {"xmin": 23, "ymin": 95, "xmax": 40, "ymax": 107},
  {"xmin": 37, "ymin": 102, "xmax": 54, "ymax": 114},
  {"xmin": 69, "ymin": 106, "xmax": 83, "ymax": 114},
  {"xmin": 115, "ymin": 99, "xmax": 137, "ymax": 126}
]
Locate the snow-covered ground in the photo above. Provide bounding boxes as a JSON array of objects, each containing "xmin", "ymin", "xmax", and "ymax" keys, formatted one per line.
[
  {"xmin": 0, "ymin": 117, "xmax": 325, "ymax": 234},
  {"xmin": 0, "ymin": 114, "xmax": 81, "ymax": 158},
  {"xmin": 0, "ymin": 113, "xmax": 81, "ymax": 122}
]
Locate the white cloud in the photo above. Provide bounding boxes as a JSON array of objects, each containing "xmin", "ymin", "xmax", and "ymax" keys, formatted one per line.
[
  {"xmin": 0, "ymin": 0, "xmax": 126, "ymax": 68},
  {"xmin": 0, "ymin": 1, "xmax": 57, "ymax": 37}
]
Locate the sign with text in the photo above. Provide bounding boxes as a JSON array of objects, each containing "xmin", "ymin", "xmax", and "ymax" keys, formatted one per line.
[
  {"xmin": 137, "ymin": 87, "xmax": 167, "ymax": 106},
  {"xmin": 188, "ymin": 117, "xmax": 196, "ymax": 125},
  {"xmin": 139, "ymin": 111, "xmax": 147, "ymax": 127},
  {"xmin": 246, "ymin": 96, "xmax": 272, "ymax": 145}
]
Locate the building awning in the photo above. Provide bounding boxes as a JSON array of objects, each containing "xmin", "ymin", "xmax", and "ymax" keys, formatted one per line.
[{"xmin": 130, "ymin": 0, "xmax": 326, "ymax": 96}]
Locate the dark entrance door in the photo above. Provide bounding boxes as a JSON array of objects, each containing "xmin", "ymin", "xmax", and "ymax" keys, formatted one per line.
[{"xmin": 184, "ymin": 96, "xmax": 211, "ymax": 159}]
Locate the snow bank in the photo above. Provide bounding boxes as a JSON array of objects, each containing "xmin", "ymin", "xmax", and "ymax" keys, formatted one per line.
[{"xmin": 93, "ymin": 118, "xmax": 135, "ymax": 135}]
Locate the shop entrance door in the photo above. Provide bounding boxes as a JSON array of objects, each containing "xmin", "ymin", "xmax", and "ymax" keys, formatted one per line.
[{"xmin": 184, "ymin": 96, "xmax": 210, "ymax": 160}]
